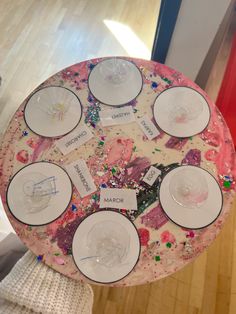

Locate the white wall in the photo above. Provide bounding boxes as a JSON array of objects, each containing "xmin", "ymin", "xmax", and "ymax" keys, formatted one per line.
[{"xmin": 165, "ymin": 0, "xmax": 231, "ymax": 81}]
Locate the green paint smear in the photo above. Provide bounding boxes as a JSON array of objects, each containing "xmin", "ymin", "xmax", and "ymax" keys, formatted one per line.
[
  {"xmin": 132, "ymin": 163, "xmax": 179, "ymax": 219},
  {"xmin": 166, "ymin": 242, "xmax": 172, "ymax": 248},
  {"xmin": 223, "ymin": 181, "xmax": 231, "ymax": 188},
  {"xmin": 155, "ymin": 255, "xmax": 161, "ymax": 261}
]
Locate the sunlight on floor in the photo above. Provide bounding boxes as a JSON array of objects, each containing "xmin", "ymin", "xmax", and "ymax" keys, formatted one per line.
[{"xmin": 103, "ymin": 20, "xmax": 151, "ymax": 59}]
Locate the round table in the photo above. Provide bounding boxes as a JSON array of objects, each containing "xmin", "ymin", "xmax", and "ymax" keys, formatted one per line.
[{"xmin": 0, "ymin": 57, "xmax": 235, "ymax": 287}]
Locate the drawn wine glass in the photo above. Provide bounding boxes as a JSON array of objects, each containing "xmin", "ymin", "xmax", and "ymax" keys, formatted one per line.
[
  {"xmin": 169, "ymin": 168, "xmax": 209, "ymax": 209},
  {"xmin": 99, "ymin": 58, "xmax": 132, "ymax": 85},
  {"xmin": 169, "ymin": 97, "xmax": 203, "ymax": 124},
  {"xmin": 82, "ymin": 220, "xmax": 130, "ymax": 267},
  {"xmin": 22, "ymin": 173, "xmax": 58, "ymax": 213},
  {"xmin": 36, "ymin": 95, "xmax": 71, "ymax": 121}
]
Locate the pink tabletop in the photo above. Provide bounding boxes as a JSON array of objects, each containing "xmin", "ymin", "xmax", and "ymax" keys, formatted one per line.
[{"xmin": 0, "ymin": 57, "xmax": 235, "ymax": 286}]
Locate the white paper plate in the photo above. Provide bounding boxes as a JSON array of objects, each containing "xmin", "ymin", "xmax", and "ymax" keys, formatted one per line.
[
  {"xmin": 88, "ymin": 58, "xmax": 143, "ymax": 106},
  {"xmin": 7, "ymin": 162, "xmax": 72, "ymax": 226},
  {"xmin": 153, "ymin": 86, "xmax": 210, "ymax": 137},
  {"xmin": 159, "ymin": 165, "xmax": 223, "ymax": 229},
  {"xmin": 72, "ymin": 210, "xmax": 140, "ymax": 283},
  {"xmin": 24, "ymin": 86, "xmax": 82, "ymax": 137}
]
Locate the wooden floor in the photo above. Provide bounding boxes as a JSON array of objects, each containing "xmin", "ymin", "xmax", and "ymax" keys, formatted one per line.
[
  {"xmin": 0, "ymin": 0, "xmax": 159, "ymax": 134},
  {"xmin": 1, "ymin": 1, "xmax": 236, "ymax": 314}
]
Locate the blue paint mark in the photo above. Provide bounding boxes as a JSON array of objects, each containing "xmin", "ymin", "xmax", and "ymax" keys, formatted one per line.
[
  {"xmin": 71, "ymin": 204, "xmax": 77, "ymax": 212},
  {"xmin": 37, "ymin": 255, "xmax": 43, "ymax": 261},
  {"xmin": 88, "ymin": 63, "xmax": 96, "ymax": 70},
  {"xmin": 151, "ymin": 82, "xmax": 158, "ymax": 89}
]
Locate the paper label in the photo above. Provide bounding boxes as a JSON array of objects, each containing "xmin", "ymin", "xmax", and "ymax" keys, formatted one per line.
[
  {"xmin": 99, "ymin": 188, "xmax": 137, "ymax": 210},
  {"xmin": 99, "ymin": 106, "xmax": 135, "ymax": 127},
  {"xmin": 65, "ymin": 160, "xmax": 97, "ymax": 197},
  {"xmin": 143, "ymin": 166, "xmax": 161, "ymax": 186},
  {"xmin": 137, "ymin": 115, "xmax": 160, "ymax": 140},
  {"xmin": 56, "ymin": 124, "xmax": 93, "ymax": 155}
]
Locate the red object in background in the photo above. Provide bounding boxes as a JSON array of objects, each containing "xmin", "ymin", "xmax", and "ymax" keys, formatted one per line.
[{"xmin": 216, "ymin": 32, "xmax": 236, "ymax": 146}]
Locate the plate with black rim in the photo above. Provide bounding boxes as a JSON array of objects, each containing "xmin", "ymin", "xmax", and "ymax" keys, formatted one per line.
[
  {"xmin": 159, "ymin": 165, "xmax": 223, "ymax": 229},
  {"xmin": 6, "ymin": 161, "xmax": 72, "ymax": 226},
  {"xmin": 88, "ymin": 58, "xmax": 143, "ymax": 107},
  {"xmin": 72, "ymin": 210, "xmax": 141, "ymax": 283},
  {"xmin": 24, "ymin": 86, "xmax": 82, "ymax": 137},
  {"xmin": 153, "ymin": 86, "xmax": 211, "ymax": 138}
]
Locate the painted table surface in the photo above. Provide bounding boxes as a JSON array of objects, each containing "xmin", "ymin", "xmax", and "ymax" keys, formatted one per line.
[{"xmin": 0, "ymin": 57, "xmax": 235, "ymax": 287}]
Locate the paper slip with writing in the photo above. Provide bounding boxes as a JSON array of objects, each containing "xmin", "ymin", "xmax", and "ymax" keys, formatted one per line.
[
  {"xmin": 99, "ymin": 106, "xmax": 135, "ymax": 127},
  {"xmin": 100, "ymin": 188, "xmax": 137, "ymax": 210},
  {"xmin": 56, "ymin": 124, "xmax": 93, "ymax": 155},
  {"xmin": 65, "ymin": 160, "xmax": 97, "ymax": 198},
  {"xmin": 143, "ymin": 166, "xmax": 161, "ymax": 186},
  {"xmin": 137, "ymin": 115, "xmax": 160, "ymax": 140}
]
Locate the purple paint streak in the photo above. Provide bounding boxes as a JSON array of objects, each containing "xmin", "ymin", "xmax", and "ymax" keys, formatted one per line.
[
  {"xmin": 165, "ymin": 137, "xmax": 188, "ymax": 150},
  {"xmin": 141, "ymin": 204, "xmax": 168, "ymax": 230},
  {"xmin": 182, "ymin": 149, "xmax": 201, "ymax": 166},
  {"xmin": 31, "ymin": 138, "xmax": 54, "ymax": 162}
]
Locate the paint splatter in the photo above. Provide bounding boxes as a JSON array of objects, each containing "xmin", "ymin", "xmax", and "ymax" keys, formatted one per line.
[
  {"xmin": 201, "ymin": 130, "xmax": 220, "ymax": 147},
  {"xmin": 53, "ymin": 216, "xmax": 84, "ymax": 254},
  {"xmin": 16, "ymin": 150, "xmax": 29, "ymax": 163},
  {"xmin": 182, "ymin": 149, "xmax": 201, "ymax": 166},
  {"xmin": 22, "ymin": 130, "xmax": 28, "ymax": 137},
  {"xmin": 26, "ymin": 138, "xmax": 38, "ymax": 149},
  {"xmin": 37, "ymin": 255, "xmax": 44, "ymax": 262},
  {"xmin": 161, "ymin": 230, "xmax": 176, "ymax": 244},
  {"xmin": 165, "ymin": 137, "xmax": 188, "ymax": 150},
  {"xmin": 204, "ymin": 149, "xmax": 218, "ymax": 161},
  {"xmin": 71, "ymin": 204, "xmax": 77, "ymax": 212},
  {"xmin": 141, "ymin": 204, "xmax": 168, "ymax": 230},
  {"xmin": 151, "ymin": 81, "xmax": 158, "ymax": 89},
  {"xmin": 138, "ymin": 228, "xmax": 150, "ymax": 246},
  {"xmin": 53, "ymin": 256, "xmax": 65, "ymax": 265}
]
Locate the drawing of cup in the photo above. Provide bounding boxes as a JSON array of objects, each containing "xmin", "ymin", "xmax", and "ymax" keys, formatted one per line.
[
  {"xmin": 169, "ymin": 168, "xmax": 209, "ymax": 208},
  {"xmin": 21, "ymin": 172, "xmax": 57, "ymax": 213},
  {"xmin": 99, "ymin": 58, "xmax": 131, "ymax": 85},
  {"xmin": 86, "ymin": 220, "xmax": 130, "ymax": 267}
]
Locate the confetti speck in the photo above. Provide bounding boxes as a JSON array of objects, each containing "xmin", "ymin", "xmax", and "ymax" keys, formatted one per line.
[
  {"xmin": 37, "ymin": 255, "xmax": 43, "ymax": 262},
  {"xmin": 151, "ymin": 82, "xmax": 158, "ymax": 89},
  {"xmin": 223, "ymin": 181, "xmax": 231, "ymax": 188},
  {"xmin": 71, "ymin": 204, "xmax": 77, "ymax": 212}
]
